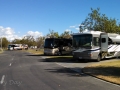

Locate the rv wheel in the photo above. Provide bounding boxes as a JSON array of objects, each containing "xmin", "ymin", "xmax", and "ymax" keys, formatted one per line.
[
  {"xmin": 97, "ymin": 55, "xmax": 101, "ymax": 62},
  {"xmin": 44, "ymin": 53, "xmax": 46, "ymax": 56},
  {"xmin": 58, "ymin": 51, "xmax": 62, "ymax": 56}
]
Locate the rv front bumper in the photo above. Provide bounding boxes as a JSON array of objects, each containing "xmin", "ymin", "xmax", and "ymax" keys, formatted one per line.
[
  {"xmin": 72, "ymin": 51, "xmax": 95, "ymax": 60},
  {"xmin": 44, "ymin": 48, "xmax": 59, "ymax": 55}
]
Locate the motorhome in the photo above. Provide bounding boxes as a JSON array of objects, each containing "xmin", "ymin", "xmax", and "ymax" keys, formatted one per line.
[
  {"xmin": 72, "ymin": 30, "xmax": 120, "ymax": 61},
  {"xmin": 8, "ymin": 44, "xmax": 23, "ymax": 50},
  {"xmin": 44, "ymin": 38, "xmax": 72, "ymax": 55}
]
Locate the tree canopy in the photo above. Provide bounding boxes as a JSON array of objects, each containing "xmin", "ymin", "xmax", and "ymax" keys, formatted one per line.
[
  {"xmin": 81, "ymin": 8, "xmax": 120, "ymax": 33},
  {"xmin": 0, "ymin": 37, "xmax": 9, "ymax": 49},
  {"xmin": 46, "ymin": 29, "xmax": 59, "ymax": 38},
  {"xmin": 60, "ymin": 31, "xmax": 72, "ymax": 39}
]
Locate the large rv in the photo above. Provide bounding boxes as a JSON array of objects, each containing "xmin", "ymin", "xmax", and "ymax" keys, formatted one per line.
[
  {"xmin": 44, "ymin": 38, "xmax": 72, "ymax": 55},
  {"xmin": 72, "ymin": 30, "xmax": 120, "ymax": 61},
  {"xmin": 8, "ymin": 44, "xmax": 23, "ymax": 50}
]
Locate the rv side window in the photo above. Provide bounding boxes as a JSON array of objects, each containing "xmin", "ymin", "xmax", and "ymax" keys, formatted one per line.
[
  {"xmin": 108, "ymin": 38, "xmax": 113, "ymax": 45},
  {"xmin": 93, "ymin": 37, "xmax": 99, "ymax": 46},
  {"xmin": 54, "ymin": 39, "xmax": 59, "ymax": 47},
  {"xmin": 63, "ymin": 40, "xmax": 68, "ymax": 46},
  {"xmin": 102, "ymin": 38, "xmax": 106, "ymax": 43}
]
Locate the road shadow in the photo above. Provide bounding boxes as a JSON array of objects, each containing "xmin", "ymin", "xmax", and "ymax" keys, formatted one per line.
[
  {"xmin": 45, "ymin": 67, "xmax": 88, "ymax": 77},
  {"xmin": 26, "ymin": 54, "xmax": 45, "ymax": 56},
  {"xmin": 83, "ymin": 66, "xmax": 120, "ymax": 77},
  {"xmin": 26, "ymin": 53, "xmax": 90, "ymax": 63},
  {"xmin": 26, "ymin": 54, "xmax": 72, "ymax": 56},
  {"xmin": 38, "ymin": 56, "xmax": 98, "ymax": 63}
]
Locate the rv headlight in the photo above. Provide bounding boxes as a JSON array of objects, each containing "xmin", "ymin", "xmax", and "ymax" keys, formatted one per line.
[{"xmin": 88, "ymin": 52, "xmax": 93, "ymax": 57}]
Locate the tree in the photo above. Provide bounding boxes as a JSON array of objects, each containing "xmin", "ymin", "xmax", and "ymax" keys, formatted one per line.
[
  {"xmin": 81, "ymin": 8, "xmax": 120, "ymax": 33},
  {"xmin": 36, "ymin": 36, "xmax": 45, "ymax": 48},
  {"xmin": 12, "ymin": 39, "xmax": 22, "ymax": 44},
  {"xmin": 22, "ymin": 35, "xmax": 37, "ymax": 47},
  {"xmin": 81, "ymin": 8, "xmax": 101, "ymax": 30},
  {"xmin": 1, "ymin": 37, "xmax": 9, "ymax": 49},
  {"xmin": 60, "ymin": 31, "xmax": 72, "ymax": 39},
  {"xmin": 46, "ymin": 29, "xmax": 59, "ymax": 38}
]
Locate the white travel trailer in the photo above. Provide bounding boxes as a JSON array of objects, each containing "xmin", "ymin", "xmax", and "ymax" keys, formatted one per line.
[
  {"xmin": 72, "ymin": 30, "xmax": 120, "ymax": 61},
  {"xmin": 8, "ymin": 44, "xmax": 23, "ymax": 50}
]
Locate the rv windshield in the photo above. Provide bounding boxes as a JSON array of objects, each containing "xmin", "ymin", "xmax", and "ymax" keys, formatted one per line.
[
  {"xmin": 73, "ymin": 34, "xmax": 92, "ymax": 48},
  {"xmin": 44, "ymin": 39, "xmax": 54, "ymax": 48},
  {"xmin": 44, "ymin": 38, "xmax": 59, "ymax": 48}
]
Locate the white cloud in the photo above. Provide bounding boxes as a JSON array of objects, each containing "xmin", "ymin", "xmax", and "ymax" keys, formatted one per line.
[
  {"xmin": 69, "ymin": 26, "xmax": 76, "ymax": 28},
  {"xmin": 69, "ymin": 25, "xmax": 80, "ymax": 31},
  {"xmin": 0, "ymin": 26, "xmax": 13, "ymax": 35},
  {"xmin": 26, "ymin": 31, "xmax": 43, "ymax": 38},
  {"xmin": 75, "ymin": 28, "xmax": 79, "ymax": 30},
  {"xmin": 0, "ymin": 26, "xmax": 43, "ymax": 41},
  {"xmin": 65, "ymin": 29, "xmax": 71, "ymax": 32},
  {"xmin": 0, "ymin": 26, "xmax": 21, "ymax": 41},
  {"xmin": 79, "ymin": 24, "xmax": 85, "ymax": 26}
]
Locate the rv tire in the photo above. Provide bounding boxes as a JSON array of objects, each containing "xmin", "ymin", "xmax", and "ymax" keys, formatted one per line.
[
  {"xmin": 97, "ymin": 55, "xmax": 101, "ymax": 62},
  {"xmin": 44, "ymin": 53, "xmax": 46, "ymax": 56},
  {"xmin": 58, "ymin": 51, "xmax": 62, "ymax": 56}
]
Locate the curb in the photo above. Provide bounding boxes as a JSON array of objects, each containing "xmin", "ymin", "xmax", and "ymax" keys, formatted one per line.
[{"xmin": 81, "ymin": 68, "xmax": 120, "ymax": 86}]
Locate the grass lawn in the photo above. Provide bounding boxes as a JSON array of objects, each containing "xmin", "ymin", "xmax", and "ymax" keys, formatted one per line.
[
  {"xmin": 0, "ymin": 49, "xmax": 3, "ymax": 53},
  {"xmin": 83, "ymin": 60, "xmax": 120, "ymax": 85}
]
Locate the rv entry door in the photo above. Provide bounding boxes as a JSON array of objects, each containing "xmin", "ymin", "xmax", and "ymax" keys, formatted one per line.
[{"xmin": 100, "ymin": 33, "xmax": 108, "ymax": 52}]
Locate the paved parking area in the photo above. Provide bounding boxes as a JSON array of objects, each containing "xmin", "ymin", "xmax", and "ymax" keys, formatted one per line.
[{"xmin": 55, "ymin": 58, "xmax": 120, "ymax": 73}]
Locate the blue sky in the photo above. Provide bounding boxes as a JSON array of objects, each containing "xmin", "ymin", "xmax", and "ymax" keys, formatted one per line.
[{"xmin": 0, "ymin": 0, "xmax": 120, "ymax": 40}]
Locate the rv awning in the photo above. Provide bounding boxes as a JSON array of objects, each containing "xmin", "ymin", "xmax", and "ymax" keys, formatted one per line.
[{"xmin": 109, "ymin": 36, "xmax": 120, "ymax": 43}]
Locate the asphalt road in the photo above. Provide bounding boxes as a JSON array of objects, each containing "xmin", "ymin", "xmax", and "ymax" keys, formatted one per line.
[{"xmin": 0, "ymin": 50, "xmax": 120, "ymax": 90}]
